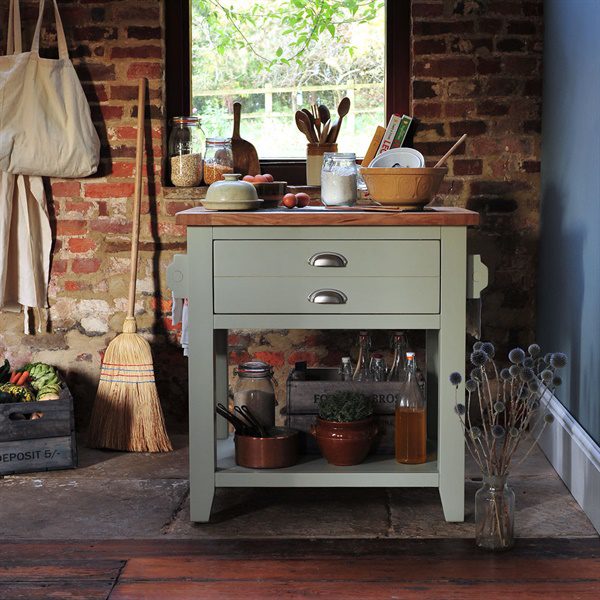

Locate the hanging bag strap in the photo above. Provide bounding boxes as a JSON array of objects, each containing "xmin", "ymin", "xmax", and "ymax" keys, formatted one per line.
[
  {"xmin": 31, "ymin": 0, "xmax": 69, "ymax": 60},
  {"xmin": 7, "ymin": 0, "xmax": 22, "ymax": 55}
]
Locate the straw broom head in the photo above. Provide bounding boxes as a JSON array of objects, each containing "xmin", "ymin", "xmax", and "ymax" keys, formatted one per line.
[{"xmin": 87, "ymin": 78, "xmax": 172, "ymax": 452}]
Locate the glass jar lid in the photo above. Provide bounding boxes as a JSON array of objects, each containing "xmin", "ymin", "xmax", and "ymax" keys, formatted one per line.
[
  {"xmin": 171, "ymin": 116, "xmax": 200, "ymax": 126},
  {"xmin": 236, "ymin": 360, "xmax": 273, "ymax": 378},
  {"xmin": 206, "ymin": 137, "xmax": 232, "ymax": 145}
]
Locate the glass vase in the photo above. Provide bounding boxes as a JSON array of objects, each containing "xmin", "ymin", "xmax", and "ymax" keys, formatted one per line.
[{"xmin": 475, "ymin": 475, "xmax": 515, "ymax": 551}]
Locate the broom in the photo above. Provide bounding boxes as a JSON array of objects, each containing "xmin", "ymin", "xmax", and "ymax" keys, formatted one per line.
[{"xmin": 87, "ymin": 78, "xmax": 172, "ymax": 452}]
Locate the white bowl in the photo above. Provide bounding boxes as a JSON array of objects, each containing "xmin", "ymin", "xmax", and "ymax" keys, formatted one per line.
[{"xmin": 369, "ymin": 148, "xmax": 425, "ymax": 169}]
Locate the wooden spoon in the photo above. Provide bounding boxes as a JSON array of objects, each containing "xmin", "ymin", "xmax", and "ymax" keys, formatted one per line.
[
  {"xmin": 318, "ymin": 104, "xmax": 331, "ymax": 127},
  {"xmin": 232, "ymin": 102, "xmax": 260, "ymax": 176},
  {"xmin": 301, "ymin": 108, "xmax": 318, "ymax": 140},
  {"xmin": 319, "ymin": 119, "xmax": 331, "ymax": 144},
  {"xmin": 433, "ymin": 134, "xmax": 467, "ymax": 167},
  {"xmin": 327, "ymin": 96, "xmax": 351, "ymax": 143},
  {"xmin": 296, "ymin": 110, "xmax": 317, "ymax": 143}
]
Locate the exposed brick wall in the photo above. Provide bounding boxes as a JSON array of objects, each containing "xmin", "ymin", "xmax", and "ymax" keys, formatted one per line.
[{"xmin": 0, "ymin": 0, "xmax": 543, "ymax": 430}]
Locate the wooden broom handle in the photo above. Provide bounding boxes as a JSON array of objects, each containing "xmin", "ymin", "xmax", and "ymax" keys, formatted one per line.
[{"xmin": 127, "ymin": 78, "xmax": 147, "ymax": 320}]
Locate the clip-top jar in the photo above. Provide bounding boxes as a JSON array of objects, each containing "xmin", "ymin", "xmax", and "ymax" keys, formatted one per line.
[
  {"xmin": 320, "ymin": 152, "xmax": 358, "ymax": 206},
  {"xmin": 233, "ymin": 361, "xmax": 277, "ymax": 428},
  {"xmin": 204, "ymin": 137, "xmax": 234, "ymax": 184},
  {"xmin": 168, "ymin": 116, "xmax": 206, "ymax": 187}
]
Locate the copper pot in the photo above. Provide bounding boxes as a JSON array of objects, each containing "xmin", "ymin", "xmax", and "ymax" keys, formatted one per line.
[
  {"xmin": 311, "ymin": 416, "xmax": 378, "ymax": 466},
  {"xmin": 235, "ymin": 427, "xmax": 299, "ymax": 469}
]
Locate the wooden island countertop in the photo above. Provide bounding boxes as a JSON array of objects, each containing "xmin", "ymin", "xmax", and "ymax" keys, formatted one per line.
[{"xmin": 176, "ymin": 206, "xmax": 479, "ymax": 227}]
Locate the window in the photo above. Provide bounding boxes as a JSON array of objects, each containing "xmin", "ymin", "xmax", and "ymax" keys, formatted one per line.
[{"xmin": 166, "ymin": 1, "xmax": 409, "ymax": 177}]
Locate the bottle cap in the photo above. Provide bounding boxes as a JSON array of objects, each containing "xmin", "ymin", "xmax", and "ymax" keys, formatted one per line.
[
  {"xmin": 406, "ymin": 352, "xmax": 416, "ymax": 360},
  {"xmin": 342, "ymin": 357, "xmax": 351, "ymax": 363}
]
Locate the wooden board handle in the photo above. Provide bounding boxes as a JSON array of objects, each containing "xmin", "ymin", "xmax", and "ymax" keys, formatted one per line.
[{"xmin": 233, "ymin": 102, "xmax": 241, "ymax": 139}]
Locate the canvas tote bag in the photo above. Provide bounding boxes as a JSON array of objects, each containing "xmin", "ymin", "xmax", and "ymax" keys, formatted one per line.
[
  {"xmin": 0, "ymin": 0, "xmax": 100, "ymax": 178},
  {"xmin": 0, "ymin": 0, "xmax": 52, "ymax": 330}
]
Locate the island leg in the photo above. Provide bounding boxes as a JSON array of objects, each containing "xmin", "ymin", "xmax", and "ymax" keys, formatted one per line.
[{"xmin": 438, "ymin": 227, "xmax": 467, "ymax": 522}]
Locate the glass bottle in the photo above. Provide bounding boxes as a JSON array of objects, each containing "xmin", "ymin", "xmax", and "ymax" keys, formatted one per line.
[
  {"xmin": 395, "ymin": 352, "xmax": 427, "ymax": 464},
  {"xmin": 233, "ymin": 360, "xmax": 277, "ymax": 429},
  {"xmin": 475, "ymin": 475, "xmax": 515, "ymax": 551},
  {"xmin": 387, "ymin": 331, "xmax": 408, "ymax": 381},
  {"xmin": 340, "ymin": 356, "xmax": 353, "ymax": 381},
  {"xmin": 353, "ymin": 331, "xmax": 372, "ymax": 381},
  {"xmin": 203, "ymin": 137, "xmax": 234, "ymax": 184},
  {"xmin": 371, "ymin": 353, "xmax": 387, "ymax": 382},
  {"xmin": 320, "ymin": 152, "xmax": 358, "ymax": 206},
  {"xmin": 168, "ymin": 116, "xmax": 206, "ymax": 187}
]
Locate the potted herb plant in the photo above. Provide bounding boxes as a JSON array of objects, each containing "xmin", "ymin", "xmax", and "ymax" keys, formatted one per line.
[
  {"xmin": 449, "ymin": 342, "xmax": 567, "ymax": 551},
  {"xmin": 311, "ymin": 391, "xmax": 377, "ymax": 466}
]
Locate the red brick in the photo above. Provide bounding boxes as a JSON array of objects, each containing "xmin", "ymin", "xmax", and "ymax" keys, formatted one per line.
[
  {"xmin": 114, "ymin": 126, "xmax": 162, "ymax": 140},
  {"xmin": 413, "ymin": 57, "xmax": 476, "ymax": 78},
  {"xmin": 477, "ymin": 18, "xmax": 503, "ymax": 34},
  {"xmin": 453, "ymin": 159, "xmax": 483, "ymax": 176},
  {"xmin": 51, "ymin": 260, "xmax": 67, "ymax": 274},
  {"xmin": 127, "ymin": 62, "xmax": 163, "ymax": 80},
  {"xmin": 413, "ymin": 39, "xmax": 446, "ymax": 55},
  {"xmin": 65, "ymin": 201, "xmax": 91, "ymax": 214},
  {"xmin": 477, "ymin": 100, "xmax": 510, "ymax": 116},
  {"xmin": 413, "ymin": 102, "xmax": 442, "ymax": 119},
  {"xmin": 413, "ymin": 20, "xmax": 475, "ymax": 35},
  {"xmin": 444, "ymin": 101, "xmax": 475, "ymax": 118},
  {"xmin": 507, "ymin": 20, "xmax": 537, "ymax": 35},
  {"xmin": 84, "ymin": 183, "xmax": 135, "ymax": 198},
  {"xmin": 449, "ymin": 120, "xmax": 487, "ymax": 136},
  {"xmin": 488, "ymin": 2, "xmax": 522, "ymax": 15},
  {"xmin": 81, "ymin": 82, "xmax": 108, "ymax": 103},
  {"xmin": 127, "ymin": 26, "xmax": 162, "ymax": 40},
  {"xmin": 288, "ymin": 351, "xmax": 319, "ymax": 366},
  {"xmin": 52, "ymin": 181, "xmax": 81, "ymax": 197},
  {"xmin": 111, "ymin": 163, "xmax": 135, "ymax": 178},
  {"xmin": 477, "ymin": 57, "xmax": 502, "ymax": 75},
  {"xmin": 72, "ymin": 258, "xmax": 101, "ymax": 274},
  {"xmin": 166, "ymin": 202, "xmax": 195, "ymax": 216},
  {"xmin": 115, "ymin": 6, "xmax": 160, "ymax": 21},
  {"xmin": 486, "ymin": 78, "xmax": 521, "ymax": 96},
  {"xmin": 111, "ymin": 45, "xmax": 162, "ymax": 59},
  {"xmin": 72, "ymin": 26, "xmax": 117, "ymax": 41},
  {"xmin": 505, "ymin": 56, "xmax": 538, "ymax": 74},
  {"xmin": 253, "ymin": 351, "xmax": 285, "ymax": 367},
  {"xmin": 523, "ymin": 79, "xmax": 542, "ymax": 96},
  {"xmin": 75, "ymin": 63, "xmax": 116, "ymax": 82},
  {"xmin": 68, "ymin": 238, "xmax": 97, "ymax": 253},
  {"xmin": 57, "ymin": 220, "xmax": 87, "ymax": 236},
  {"xmin": 496, "ymin": 38, "xmax": 526, "ymax": 52},
  {"xmin": 412, "ymin": 2, "xmax": 445, "ymax": 18},
  {"xmin": 99, "ymin": 105, "xmax": 124, "ymax": 121},
  {"xmin": 110, "ymin": 85, "xmax": 162, "ymax": 101},
  {"xmin": 90, "ymin": 219, "xmax": 132, "ymax": 234},
  {"xmin": 412, "ymin": 80, "xmax": 438, "ymax": 99},
  {"xmin": 64, "ymin": 281, "xmax": 82, "ymax": 292},
  {"xmin": 521, "ymin": 160, "xmax": 540, "ymax": 173}
]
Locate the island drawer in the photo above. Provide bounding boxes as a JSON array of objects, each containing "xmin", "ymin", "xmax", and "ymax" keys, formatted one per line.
[{"xmin": 213, "ymin": 240, "xmax": 440, "ymax": 278}]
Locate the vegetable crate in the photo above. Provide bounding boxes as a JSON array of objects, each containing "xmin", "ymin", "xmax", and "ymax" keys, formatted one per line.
[
  {"xmin": 0, "ymin": 386, "xmax": 77, "ymax": 476},
  {"xmin": 285, "ymin": 368, "xmax": 400, "ymax": 455}
]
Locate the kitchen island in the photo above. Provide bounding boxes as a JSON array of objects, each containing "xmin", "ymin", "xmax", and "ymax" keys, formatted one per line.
[{"xmin": 167, "ymin": 206, "xmax": 484, "ymax": 523}]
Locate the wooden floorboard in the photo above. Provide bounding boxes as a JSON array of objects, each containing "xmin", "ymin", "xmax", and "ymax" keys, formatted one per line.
[{"xmin": 0, "ymin": 539, "xmax": 597, "ymax": 600}]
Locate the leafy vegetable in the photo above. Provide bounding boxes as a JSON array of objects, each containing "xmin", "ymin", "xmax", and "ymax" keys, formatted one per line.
[{"xmin": 318, "ymin": 391, "xmax": 373, "ymax": 422}]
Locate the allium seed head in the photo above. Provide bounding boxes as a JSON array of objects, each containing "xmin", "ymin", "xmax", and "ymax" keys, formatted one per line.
[
  {"xmin": 465, "ymin": 379, "xmax": 478, "ymax": 392},
  {"xmin": 509, "ymin": 427, "xmax": 519, "ymax": 438},
  {"xmin": 455, "ymin": 403, "xmax": 466, "ymax": 415},
  {"xmin": 528, "ymin": 380, "xmax": 540, "ymax": 393},
  {"xmin": 552, "ymin": 375, "xmax": 563, "ymax": 387},
  {"xmin": 544, "ymin": 413, "xmax": 555, "ymax": 424},
  {"xmin": 492, "ymin": 424, "xmax": 506, "ymax": 438},
  {"xmin": 541, "ymin": 369, "xmax": 553, "ymax": 382},
  {"xmin": 528, "ymin": 398, "xmax": 540, "ymax": 410},
  {"xmin": 449, "ymin": 372, "xmax": 462, "ymax": 386},
  {"xmin": 473, "ymin": 341, "xmax": 483, "ymax": 351},
  {"xmin": 509, "ymin": 364, "xmax": 520, "ymax": 377},
  {"xmin": 509, "ymin": 347, "xmax": 526, "ymax": 364},
  {"xmin": 523, "ymin": 357, "xmax": 534, "ymax": 368},
  {"xmin": 470, "ymin": 350, "xmax": 488, "ymax": 367},
  {"xmin": 551, "ymin": 353, "xmax": 568, "ymax": 369},
  {"xmin": 470, "ymin": 426, "xmax": 482, "ymax": 439},
  {"xmin": 481, "ymin": 342, "xmax": 495, "ymax": 358},
  {"xmin": 470, "ymin": 368, "xmax": 482, "ymax": 381},
  {"xmin": 544, "ymin": 353, "xmax": 552, "ymax": 364},
  {"xmin": 494, "ymin": 401, "xmax": 505, "ymax": 413},
  {"xmin": 500, "ymin": 368, "xmax": 511, "ymax": 380},
  {"xmin": 528, "ymin": 343, "xmax": 541, "ymax": 357},
  {"xmin": 520, "ymin": 367, "xmax": 535, "ymax": 382}
]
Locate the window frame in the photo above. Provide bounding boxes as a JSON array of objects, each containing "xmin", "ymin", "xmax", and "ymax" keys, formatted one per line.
[{"xmin": 165, "ymin": 0, "xmax": 411, "ymax": 184}]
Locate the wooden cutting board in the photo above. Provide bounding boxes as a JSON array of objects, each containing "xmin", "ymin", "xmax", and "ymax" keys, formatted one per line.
[{"xmin": 232, "ymin": 102, "xmax": 260, "ymax": 177}]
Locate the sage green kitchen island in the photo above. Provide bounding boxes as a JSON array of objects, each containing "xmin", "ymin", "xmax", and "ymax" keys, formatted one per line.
[{"xmin": 167, "ymin": 206, "xmax": 484, "ymax": 523}]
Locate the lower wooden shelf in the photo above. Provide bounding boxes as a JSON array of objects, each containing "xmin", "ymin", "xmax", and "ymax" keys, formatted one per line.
[{"xmin": 215, "ymin": 436, "xmax": 439, "ymax": 488}]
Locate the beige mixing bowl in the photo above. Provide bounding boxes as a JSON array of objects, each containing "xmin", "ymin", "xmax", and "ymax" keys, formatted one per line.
[{"xmin": 359, "ymin": 167, "xmax": 447, "ymax": 209}]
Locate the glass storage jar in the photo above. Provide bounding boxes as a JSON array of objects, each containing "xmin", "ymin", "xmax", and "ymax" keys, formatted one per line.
[
  {"xmin": 203, "ymin": 137, "xmax": 234, "ymax": 185},
  {"xmin": 233, "ymin": 361, "xmax": 277, "ymax": 429},
  {"xmin": 321, "ymin": 152, "xmax": 358, "ymax": 206},
  {"xmin": 168, "ymin": 116, "xmax": 206, "ymax": 187},
  {"xmin": 475, "ymin": 475, "xmax": 515, "ymax": 551}
]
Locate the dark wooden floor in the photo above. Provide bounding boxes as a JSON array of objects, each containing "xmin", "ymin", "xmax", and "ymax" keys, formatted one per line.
[{"xmin": 0, "ymin": 538, "xmax": 598, "ymax": 599}]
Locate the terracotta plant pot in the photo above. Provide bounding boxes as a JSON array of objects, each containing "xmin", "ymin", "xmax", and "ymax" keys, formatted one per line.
[{"xmin": 311, "ymin": 417, "xmax": 378, "ymax": 466}]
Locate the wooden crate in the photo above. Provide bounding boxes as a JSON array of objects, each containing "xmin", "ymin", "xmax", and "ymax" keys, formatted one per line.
[{"xmin": 0, "ymin": 387, "xmax": 77, "ymax": 476}]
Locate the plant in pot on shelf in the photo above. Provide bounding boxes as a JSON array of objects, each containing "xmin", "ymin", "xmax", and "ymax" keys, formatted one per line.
[
  {"xmin": 312, "ymin": 391, "xmax": 377, "ymax": 466},
  {"xmin": 449, "ymin": 342, "xmax": 567, "ymax": 552}
]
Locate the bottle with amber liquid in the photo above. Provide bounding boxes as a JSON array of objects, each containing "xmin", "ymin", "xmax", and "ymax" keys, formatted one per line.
[{"xmin": 395, "ymin": 352, "xmax": 427, "ymax": 464}]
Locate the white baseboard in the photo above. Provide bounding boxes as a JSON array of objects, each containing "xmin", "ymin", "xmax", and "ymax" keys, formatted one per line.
[{"xmin": 537, "ymin": 391, "xmax": 600, "ymax": 533}]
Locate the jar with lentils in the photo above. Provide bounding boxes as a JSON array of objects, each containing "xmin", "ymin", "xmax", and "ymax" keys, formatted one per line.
[{"xmin": 168, "ymin": 116, "xmax": 206, "ymax": 187}]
